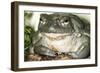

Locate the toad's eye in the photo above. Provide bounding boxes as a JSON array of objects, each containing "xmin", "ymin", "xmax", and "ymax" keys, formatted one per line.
[
  {"xmin": 64, "ymin": 19, "xmax": 69, "ymax": 22},
  {"xmin": 40, "ymin": 18, "xmax": 43, "ymax": 21},
  {"xmin": 61, "ymin": 19, "xmax": 69, "ymax": 27},
  {"xmin": 40, "ymin": 18, "xmax": 46, "ymax": 25},
  {"xmin": 64, "ymin": 19, "xmax": 69, "ymax": 24}
]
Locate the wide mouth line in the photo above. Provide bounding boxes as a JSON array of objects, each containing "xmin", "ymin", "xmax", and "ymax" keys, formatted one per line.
[{"xmin": 41, "ymin": 32, "xmax": 72, "ymax": 38}]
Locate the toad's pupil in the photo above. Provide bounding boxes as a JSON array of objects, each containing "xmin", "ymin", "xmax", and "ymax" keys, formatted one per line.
[
  {"xmin": 64, "ymin": 20, "xmax": 68, "ymax": 22},
  {"xmin": 40, "ymin": 18, "xmax": 42, "ymax": 21}
]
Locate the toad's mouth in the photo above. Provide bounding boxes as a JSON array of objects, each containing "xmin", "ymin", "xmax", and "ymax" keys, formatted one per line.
[{"xmin": 41, "ymin": 33, "xmax": 72, "ymax": 40}]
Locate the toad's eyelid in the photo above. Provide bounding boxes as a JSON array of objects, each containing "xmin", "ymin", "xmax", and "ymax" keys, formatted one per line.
[{"xmin": 63, "ymin": 21, "xmax": 69, "ymax": 25}]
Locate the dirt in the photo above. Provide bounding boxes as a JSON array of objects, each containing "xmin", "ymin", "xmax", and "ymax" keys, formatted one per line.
[{"xmin": 25, "ymin": 53, "xmax": 73, "ymax": 61}]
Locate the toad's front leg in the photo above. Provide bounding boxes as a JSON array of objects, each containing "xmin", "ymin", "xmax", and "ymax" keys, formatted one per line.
[{"xmin": 34, "ymin": 45, "xmax": 56, "ymax": 57}]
